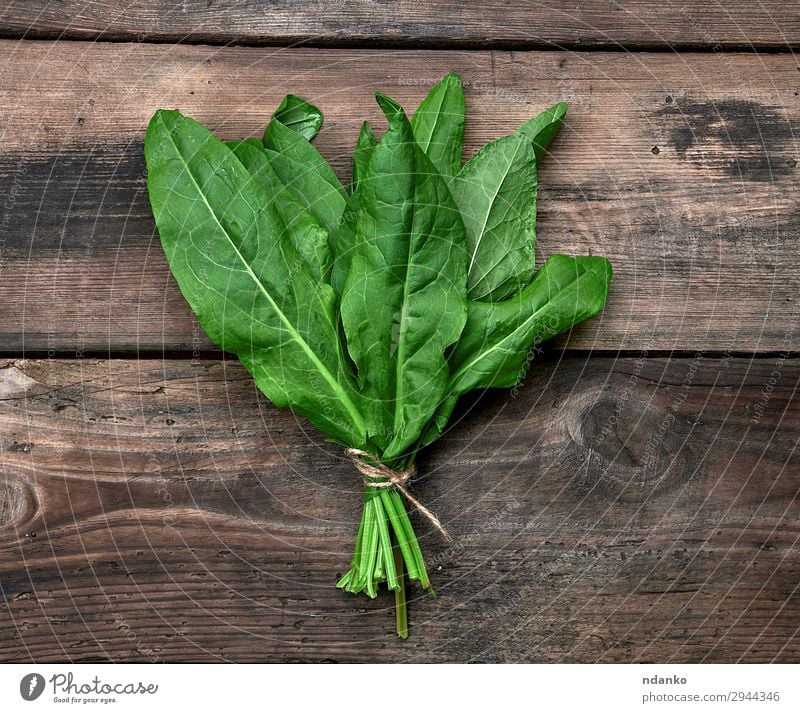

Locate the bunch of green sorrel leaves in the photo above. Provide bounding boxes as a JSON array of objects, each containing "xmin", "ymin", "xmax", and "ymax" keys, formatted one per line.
[{"xmin": 144, "ymin": 72, "xmax": 612, "ymax": 638}]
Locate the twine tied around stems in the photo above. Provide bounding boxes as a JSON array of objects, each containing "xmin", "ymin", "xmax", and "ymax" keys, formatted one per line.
[{"xmin": 345, "ymin": 448, "xmax": 452, "ymax": 542}]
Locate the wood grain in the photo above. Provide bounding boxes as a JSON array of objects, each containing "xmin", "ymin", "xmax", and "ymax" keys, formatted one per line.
[
  {"xmin": 0, "ymin": 43, "xmax": 798, "ymax": 353},
  {"xmin": 1, "ymin": 355, "xmax": 798, "ymax": 662},
  {"xmin": 0, "ymin": 1, "xmax": 797, "ymax": 49}
]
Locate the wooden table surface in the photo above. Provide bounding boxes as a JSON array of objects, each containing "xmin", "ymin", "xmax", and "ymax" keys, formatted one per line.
[{"xmin": 1, "ymin": 2, "xmax": 798, "ymax": 662}]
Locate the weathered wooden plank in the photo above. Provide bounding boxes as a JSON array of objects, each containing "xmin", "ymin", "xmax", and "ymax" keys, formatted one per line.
[
  {"xmin": 1, "ymin": 355, "xmax": 798, "ymax": 662},
  {"xmin": 1, "ymin": 44, "xmax": 799, "ymax": 352},
  {"xmin": 0, "ymin": 1, "xmax": 797, "ymax": 49}
]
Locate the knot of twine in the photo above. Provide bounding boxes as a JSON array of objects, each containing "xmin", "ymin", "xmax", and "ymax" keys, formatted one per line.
[{"xmin": 346, "ymin": 448, "xmax": 451, "ymax": 542}]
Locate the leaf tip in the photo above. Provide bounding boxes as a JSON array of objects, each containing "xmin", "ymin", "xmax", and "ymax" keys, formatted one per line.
[{"xmin": 374, "ymin": 92, "xmax": 405, "ymax": 120}]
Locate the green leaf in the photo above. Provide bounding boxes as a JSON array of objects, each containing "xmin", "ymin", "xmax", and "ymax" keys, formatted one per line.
[
  {"xmin": 351, "ymin": 121, "xmax": 377, "ymax": 194},
  {"xmin": 263, "ymin": 113, "xmax": 347, "ymax": 234},
  {"xmin": 410, "ymin": 72, "xmax": 466, "ymax": 179},
  {"xmin": 448, "ymin": 254, "xmax": 612, "ymax": 395},
  {"xmin": 448, "ymin": 132, "xmax": 537, "ymax": 302},
  {"xmin": 145, "ymin": 109, "xmax": 365, "ymax": 446},
  {"xmin": 227, "ymin": 139, "xmax": 331, "ymax": 281},
  {"xmin": 272, "ymin": 94, "xmax": 324, "ymax": 142},
  {"xmin": 330, "ymin": 122, "xmax": 379, "ymax": 297},
  {"xmin": 418, "ymin": 393, "xmax": 460, "ymax": 448},
  {"xmin": 340, "ymin": 93, "xmax": 468, "ymax": 462},
  {"xmin": 330, "ymin": 189, "xmax": 360, "ymax": 299},
  {"xmin": 517, "ymin": 101, "xmax": 569, "ymax": 163},
  {"xmin": 442, "ymin": 102, "xmax": 567, "ymax": 304},
  {"xmin": 420, "ymin": 254, "xmax": 611, "ymax": 446}
]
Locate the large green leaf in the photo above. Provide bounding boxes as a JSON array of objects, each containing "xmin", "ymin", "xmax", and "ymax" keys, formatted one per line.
[
  {"xmin": 410, "ymin": 72, "xmax": 466, "ymax": 179},
  {"xmin": 420, "ymin": 255, "xmax": 611, "ymax": 446},
  {"xmin": 448, "ymin": 254, "xmax": 612, "ymax": 395},
  {"xmin": 145, "ymin": 109, "xmax": 366, "ymax": 446},
  {"xmin": 272, "ymin": 94, "xmax": 324, "ymax": 142},
  {"xmin": 263, "ymin": 113, "xmax": 346, "ymax": 234},
  {"xmin": 443, "ymin": 102, "xmax": 567, "ymax": 304},
  {"xmin": 340, "ymin": 94, "xmax": 468, "ymax": 462},
  {"xmin": 227, "ymin": 139, "xmax": 331, "ymax": 281},
  {"xmin": 448, "ymin": 132, "xmax": 537, "ymax": 302}
]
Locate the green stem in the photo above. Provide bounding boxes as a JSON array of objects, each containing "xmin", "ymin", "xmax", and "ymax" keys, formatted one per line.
[
  {"xmin": 364, "ymin": 516, "xmax": 380, "ymax": 598},
  {"xmin": 380, "ymin": 489, "xmax": 420, "ymax": 581},
  {"xmin": 393, "ymin": 542, "xmax": 408, "ymax": 639},
  {"xmin": 358, "ymin": 500, "xmax": 377, "ymax": 593},
  {"xmin": 390, "ymin": 489, "xmax": 431, "ymax": 589},
  {"xmin": 373, "ymin": 496, "xmax": 398, "ymax": 589}
]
